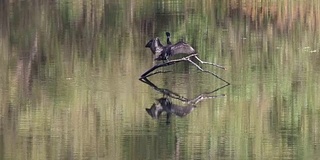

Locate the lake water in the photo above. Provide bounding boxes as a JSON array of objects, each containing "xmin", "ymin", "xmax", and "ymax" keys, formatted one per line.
[{"xmin": 1, "ymin": 0, "xmax": 320, "ymax": 159}]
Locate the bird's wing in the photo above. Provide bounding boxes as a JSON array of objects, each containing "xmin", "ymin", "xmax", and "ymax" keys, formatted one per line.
[
  {"xmin": 154, "ymin": 37, "xmax": 163, "ymax": 48},
  {"xmin": 169, "ymin": 41, "xmax": 196, "ymax": 55},
  {"xmin": 145, "ymin": 38, "xmax": 164, "ymax": 54}
]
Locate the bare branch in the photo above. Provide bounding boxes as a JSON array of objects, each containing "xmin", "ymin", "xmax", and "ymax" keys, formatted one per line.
[
  {"xmin": 140, "ymin": 54, "xmax": 198, "ymax": 79},
  {"xmin": 194, "ymin": 56, "xmax": 226, "ymax": 70},
  {"xmin": 186, "ymin": 58, "xmax": 230, "ymax": 85},
  {"xmin": 139, "ymin": 53, "xmax": 230, "ymax": 85}
]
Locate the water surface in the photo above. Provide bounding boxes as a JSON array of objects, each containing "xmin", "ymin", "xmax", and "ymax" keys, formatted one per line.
[{"xmin": 1, "ymin": 0, "xmax": 320, "ymax": 159}]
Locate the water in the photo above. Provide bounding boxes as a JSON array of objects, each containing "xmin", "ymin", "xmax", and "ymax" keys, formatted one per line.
[{"xmin": 1, "ymin": 0, "xmax": 320, "ymax": 159}]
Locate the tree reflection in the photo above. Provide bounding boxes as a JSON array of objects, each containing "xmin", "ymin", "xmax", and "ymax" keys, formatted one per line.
[{"xmin": 140, "ymin": 77, "xmax": 229, "ymax": 124}]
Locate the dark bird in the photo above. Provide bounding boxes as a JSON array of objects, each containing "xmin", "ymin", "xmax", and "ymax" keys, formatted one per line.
[
  {"xmin": 145, "ymin": 32, "xmax": 226, "ymax": 70},
  {"xmin": 145, "ymin": 33, "xmax": 196, "ymax": 61}
]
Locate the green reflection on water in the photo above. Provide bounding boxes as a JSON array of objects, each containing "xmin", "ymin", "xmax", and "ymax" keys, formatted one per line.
[{"xmin": 0, "ymin": 0, "xmax": 320, "ymax": 159}]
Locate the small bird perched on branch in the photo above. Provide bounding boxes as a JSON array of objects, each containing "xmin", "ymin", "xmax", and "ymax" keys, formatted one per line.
[{"xmin": 142, "ymin": 32, "xmax": 228, "ymax": 83}]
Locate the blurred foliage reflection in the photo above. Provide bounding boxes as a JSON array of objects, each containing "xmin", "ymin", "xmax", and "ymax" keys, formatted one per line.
[{"xmin": 0, "ymin": 0, "xmax": 320, "ymax": 159}]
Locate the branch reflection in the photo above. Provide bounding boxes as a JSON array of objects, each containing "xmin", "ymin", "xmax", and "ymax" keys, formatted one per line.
[{"xmin": 140, "ymin": 77, "xmax": 230, "ymax": 124}]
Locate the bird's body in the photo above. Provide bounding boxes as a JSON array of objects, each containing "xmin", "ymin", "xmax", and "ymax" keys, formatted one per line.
[{"xmin": 145, "ymin": 32, "xmax": 196, "ymax": 61}]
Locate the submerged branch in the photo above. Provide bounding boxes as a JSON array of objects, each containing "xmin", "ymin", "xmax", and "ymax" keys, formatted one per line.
[
  {"xmin": 140, "ymin": 77, "xmax": 229, "ymax": 105},
  {"xmin": 140, "ymin": 78, "xmax": 189, "ymax": 102}
]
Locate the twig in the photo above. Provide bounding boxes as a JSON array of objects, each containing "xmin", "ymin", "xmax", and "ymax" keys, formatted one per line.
[
  {"xmin": 186, "ymin": 58, "xmax": 230, "ymax": 85},
  {"xmin": 194, "ymin": 56, "xmax": 226, "ymax": 70},
  {"xmin": 202, "ymin": 83, "xmax": 230, "ymax": 95}
]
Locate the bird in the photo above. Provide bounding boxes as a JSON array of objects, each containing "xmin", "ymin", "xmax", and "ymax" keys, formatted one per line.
[
  {"xmin": 143, "ymin": 32, "xmax": 227, "ymax": 81},
  {"xmin": 145, "ymin": 32, "xmax": 196, "ymax": 61}
]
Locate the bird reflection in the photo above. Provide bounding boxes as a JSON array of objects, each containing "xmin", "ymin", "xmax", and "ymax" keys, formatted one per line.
[
  {"xmin": 140, "ymin": 77, "xmax": 229, "ymax": 124},
  {"xmin": 146, "ymin": 97, "xmax": 196, "ymax": 124}
]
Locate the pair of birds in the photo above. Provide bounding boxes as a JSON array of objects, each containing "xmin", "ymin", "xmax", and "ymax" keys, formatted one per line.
[{"xmin": 145, "ymin": 32, "xmax": 196, "ymax": 61}]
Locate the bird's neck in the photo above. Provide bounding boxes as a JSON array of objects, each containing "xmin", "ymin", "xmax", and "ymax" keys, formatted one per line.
[{"xmin": 166, "ymin": 37, "xmax": 171, "ymax": 45}]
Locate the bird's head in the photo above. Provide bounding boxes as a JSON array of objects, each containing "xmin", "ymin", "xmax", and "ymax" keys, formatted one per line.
[{"xmin": 165, "ymin": 32, "xmax": 171, "ymax": 37}]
